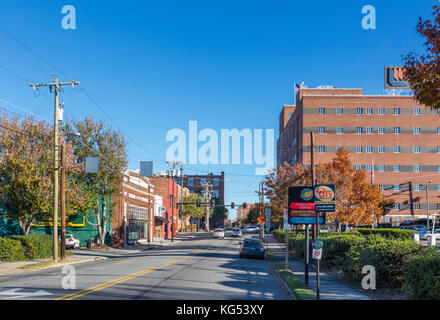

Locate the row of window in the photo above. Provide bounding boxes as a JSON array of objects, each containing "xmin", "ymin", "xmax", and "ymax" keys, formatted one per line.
[
  {"xmin": 354, "ymin": 164, "xmax": 440, "ymax": 173},
  {"xmin": 317, "ymin": 107, "xmax": 435, "ymax": 115},
  {"xmin": 380, "ymin": 184, "xmax": 440, "ymax": 192},
  {"xmin": 317, "ymin": 127, "xmax": 440, "ymax": 134},
  {"xmin": 317, "ymin": 146, "xmax": 440, "ymax": 153},
  {"xmin": 186, "ymin": 178, "xmax": 220, "ymax": 187}
]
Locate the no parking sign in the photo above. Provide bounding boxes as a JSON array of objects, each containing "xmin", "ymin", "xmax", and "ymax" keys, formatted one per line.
[{"xmin": 312, "ymin": 239, "xmax": 323, "ymax": 260}]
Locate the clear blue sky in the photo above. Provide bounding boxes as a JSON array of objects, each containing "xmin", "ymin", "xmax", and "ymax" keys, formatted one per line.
[{"xmin": 0, "ymin": 0, "xmax": 431, "ymax": 220}]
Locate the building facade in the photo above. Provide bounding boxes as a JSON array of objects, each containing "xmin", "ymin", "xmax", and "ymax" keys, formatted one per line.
[
  {"xmin": 277, "ymin": 87, "xmax": 440, "ymax": 226},
  {"xmin": 113, "ymin": 170, "xmax": 155, "ymax": 247},
  {"xmin": 181, "ymin": 172, "xmax": 225, "ymax": 205}
]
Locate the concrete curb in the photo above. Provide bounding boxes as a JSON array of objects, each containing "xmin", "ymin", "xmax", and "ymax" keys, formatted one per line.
[{"xmin": 269, "ymin": 263, "xmax": 296, "ymax": 300}]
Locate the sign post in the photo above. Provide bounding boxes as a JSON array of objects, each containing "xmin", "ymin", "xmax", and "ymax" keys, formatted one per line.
[
  {"xmin": 313, "ymin": 184, "xmax": 335, "ymax": 300},
  {"xmin": 283, "ymin": 209, "xmax": 289, "ymax": 268}
]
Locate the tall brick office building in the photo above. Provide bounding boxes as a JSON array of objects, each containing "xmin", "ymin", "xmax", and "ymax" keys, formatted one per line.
[{"xmin": 277, "ymin": 87, "xmax": 440, "ymax": 226}]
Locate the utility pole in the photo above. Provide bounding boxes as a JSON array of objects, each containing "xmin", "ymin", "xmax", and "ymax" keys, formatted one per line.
[
  {"xmin": 29, "ymin": 78, "xmax": 79, "ymax": 262},
  {"xmin": 180, "ymin": 161, "xmax": 184, "ymax": 232},
  {"xmin": 203, "ymin": 180, "xmax": 213, "ymax": 232},
  {"xmin": 426, "ymin": 180, "xmax": 432, "ymax": 230},
  {"xmin": 60, "ymin": 142, "xmax": 66, "ymax": 261}
]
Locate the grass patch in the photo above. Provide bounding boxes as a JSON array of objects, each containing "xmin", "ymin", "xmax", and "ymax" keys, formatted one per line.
[
  {"xmin": 18, "ymin": 260, "xmax": 61, "ymax": 270},
  {"xmin": 272, "ymin": 262, "xmax": 317, "ymax": 300},
  {"xmin": 266, "ymin": 250, "xmax": 276, "ymax": 260}
]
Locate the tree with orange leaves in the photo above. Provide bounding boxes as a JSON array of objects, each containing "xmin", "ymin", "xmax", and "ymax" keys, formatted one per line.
[{"xmin": 264, "ymin": 148, "xmax": 386, "ymax": 227}]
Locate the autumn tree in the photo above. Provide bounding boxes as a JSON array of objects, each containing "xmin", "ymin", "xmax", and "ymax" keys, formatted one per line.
[
  {"xmin": 263, "ymin": 162, "xmax": 309, "ymax": 226},
  {"xmin": 403, "ymin": 4, "xmax": 440, "ymax": 110},
  {"xmin": 65, "ymin": 117, "xmax": 127, "ymax": 246},
  {"xmin": 0, "ymin": 114, "xmax": 92, "ymax": 234},
  {"xmin": 315, "ymin": 148, "xmax": 385, "ymax": 226}
]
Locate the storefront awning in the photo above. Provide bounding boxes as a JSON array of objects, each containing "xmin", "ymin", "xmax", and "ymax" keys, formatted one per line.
[{"xmin": 155, "ymin": 216, "xmax": 170, "ymax": 224}]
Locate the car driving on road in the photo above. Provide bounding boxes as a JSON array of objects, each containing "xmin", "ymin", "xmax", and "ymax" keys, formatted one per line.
[
  {"xmin": 60, "ymin": 234, "xmax": 80, "ymax": 249},
  {"xmin": 212, "ymin": 228, "xmax": 225, "ymax": 238},
  {"xmin": 239, "ymin": 238, "xmax": 265, "ymax": 260},
  {"xmin": 244, "ymin": 226, "xmax": 259, "ymax": 234},
  {"xmin": 231, "ymin": 228, "xmax": 242, "ymax": 237}
]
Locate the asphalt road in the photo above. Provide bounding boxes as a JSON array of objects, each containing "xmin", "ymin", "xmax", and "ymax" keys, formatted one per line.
[{"xmin": 0, "ymin": 234, "xmax": 287, "ymax": 300}]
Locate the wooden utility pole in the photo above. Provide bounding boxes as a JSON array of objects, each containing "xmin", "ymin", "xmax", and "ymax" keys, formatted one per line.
[
  {"xmin": 29, "ymin": 78, "xmax": 79, "ymax": 262},
  {"xmin": 60, "ymin": 143, "xmax": 66, "ymax": 261}
]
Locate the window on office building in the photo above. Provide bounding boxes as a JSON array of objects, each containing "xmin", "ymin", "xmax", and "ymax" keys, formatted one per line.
[
  {"xmin": 378, "ymin": 165, "xmax": 385, "ymax": 172},
  {"xmin": 414, "ymin": 184, "xmax": 421, "ymax": 191},
  {"xmin": 336, "ymin": 146, "xmax": 341, "ymax": 151},
  {"xmin": 355, "ymin": 164, "xmax": 362, "ymax": 170},
  {"xmin": 394, "ymin": 184, "xmax": 400, "ymax": 191},
  {"xmin": 356, "ymin": 107, "xmax": 363, "ymax": 115},
  {"xmin": 378, "ymin": 146, "xmax": 385, "ymax": 153},
  {"xmin": 213, "ymin": 178, "xmax": 219, "ymax": 187},
  {"xmin": 379, "ymin": 184, "xmax": 384, "ymax": 190},
  {"xmin": 200, "ymin": 178, "xmax": 206, "ymax": 185},
  {"xmin": 379, "ymin": 108, "xmax": 385, "ymax": 115},
  {"xmin": 414, "ymin": 108, "xmax": 421, "ymax": 115},
  {"xmin": 188, "ymin": 178, "xmax": 194, "ymax": 186},
  {"xmin": 437, "ymin": 165, "xmax": 440, "ymax": 172},
  {"xmin": 414, "ymin": 203, "xmax": 421, "ymax": 210},
  {"xmin": 356, "ymin": 146, "xmax": 363, "ymax": 153},
  {"xmin": 414, "ymin": 165, "xmax": 421, "ymax": 172},
  {"xmin": 437, "ymin": 146, "xmax": 440, "ymax": 153},
  {"xmin": 393, "ymin": 165, "xmax": 400, "ymax": 172},
  {"xmin": 393, "ymin": 108, "xmax": 401, "ymax": 115},
  {"xmin": 318, "ymin": 127, "xmax": 326, "ymax": 133},
  {"xmin": 318, "ymin": 107, "xmax": 326, "ymax": 115},
  {"xmin": 366, "ymin": 108, "xmax": 374, "ymax": 115},
  {"xmin": 356, "ymin": 127, "xmax": 363, "ymax": 134},
  {"xmin": 365, "ymin": 164, "xmax": 372, "ymax": 172},
  {"xmin": 394, "ymin": 202, "xmax": 401, "ymax": 210},
  {"xmin": 414, "ymin": 127, "xmax": 421, "ymax": 134},
  {"xmin": 337, "ymin": 127, "xmax": 344, "ymax": 134},
  {"xmin": 393, "ymin": 146, "xmax": 400, "ymax": 153},
  {"xmin": 337, "ymin": 107, "xmax": 344, "ymax": 115},
  {"xmin": 394, "ymin": 127, "xmax": 400, "ymax": 134},
  {"xmin": 318, "ymin": 146, "xmax": 325, "ymax": 152},
  {"xmin": 414, "ymin": 146, "xmax": 421, "ymax": 153},
  {"xmin": 378, "ymin": 127, "xmax": 385, "ymax": 134},
  {"xmin": 366, "ymin": 146, "xmax": 373, "ymax": 153},
  {"xmin": 366, "ymin": 127, "xmax": 373, "ymax": 134},
  {"xmin": 287, "ymin": 112, "xmax": 292, "ymax": 118}
]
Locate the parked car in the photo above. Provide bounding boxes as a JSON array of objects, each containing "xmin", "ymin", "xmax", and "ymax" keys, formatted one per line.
[
  {"xmin": 239, "ymin": 238, "xmax": 265, "ymax": 259},
  {"xmin": 422, "ymin": 229, "xmax": 440, "ymax": 242},
  {"xmin": 60, "ymin": 234, "xmax": 80, "ymax": 249},
  {"xmin": 244, "ymin": 226, "xmax": 259, "ymax": 234},
  {"xmin": 225, "ymin": 227, "xmax": 234, "ymax": 231},
  {"xmin": 231, "ymin": 228, "xmax": 242, "ymax": 237},
  {"xmin": 212, "ymin": 228, "xmax": 225, "ymax": 238}
]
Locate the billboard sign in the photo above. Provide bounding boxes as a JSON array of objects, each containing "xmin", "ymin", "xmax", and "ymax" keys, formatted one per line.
[
  {"xmin": 384, "ymin": 66, "xmax": 410, "ymax": 89},
  {"xmin": 288, "ymin": 186, "xmax": 321, "ymax": 224},
  {"xmin": 314, "ymin": 184, "xmax": 336, "ymax": 213}
]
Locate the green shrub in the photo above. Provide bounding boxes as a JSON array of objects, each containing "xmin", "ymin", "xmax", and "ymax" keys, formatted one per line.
[
  {"xmin": 320, "ymin": 234, "xmax": 365, "ymax": 270},
  {"xmin": 10, "ymin": 234, "xmax": 57, "ymax": 260},
  {"xmin": 273, "ymin": 229, "xmax": 285, "ymax": 242},
  {"xmin": 402, "ymin": 256, "xmax": 440, "ymax": 300},
  {"xmin": 0, "ymin": 238, "xmax": 27, "ymax": 262},
  {"xmin": 355, "ymin": 228, "xmax": 413, "ymax": 240},
  {"xmin": 357, "ymin": 239, "xmax": 431, "ymax": 288}
]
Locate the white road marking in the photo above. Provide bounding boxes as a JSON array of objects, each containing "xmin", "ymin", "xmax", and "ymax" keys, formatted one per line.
[{"xmin": 0, "ymin": 288, "xmax": 53, "ymax": 299}]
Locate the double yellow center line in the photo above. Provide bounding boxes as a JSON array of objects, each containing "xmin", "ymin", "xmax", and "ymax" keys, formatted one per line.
[{"xmin": 55, "ymin": 248, "xmax": 206, "ymax": 300}]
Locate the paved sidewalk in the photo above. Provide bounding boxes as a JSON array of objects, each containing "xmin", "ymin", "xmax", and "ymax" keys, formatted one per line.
[{"xmin": 265, "ymin": 233, "xmax": 371, "ymax": 300}]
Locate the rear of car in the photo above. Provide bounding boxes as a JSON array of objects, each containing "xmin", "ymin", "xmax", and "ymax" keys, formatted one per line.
[
  {"xmin": 213, "ymin": 228, "xmax": 225, "ymax": 238},
  {"xmin": 231, "ymin": 228, "xmax": 242, "ymax": 237},
  {"xmin": 239, "ymin": 239, "xmax": 265, "ymax": 259},
  {"xmin": 65, "ymin": 234, "xmax": 78, "ymax": 249}
]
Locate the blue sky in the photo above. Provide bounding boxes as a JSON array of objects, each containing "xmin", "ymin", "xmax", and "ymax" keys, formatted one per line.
[{"xmin": 0, "ymin": 0, "xmax": 432, "ymax": 220}]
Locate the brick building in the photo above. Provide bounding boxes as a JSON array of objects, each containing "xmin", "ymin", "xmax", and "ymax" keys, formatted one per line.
[
  {"xmin": 277, "ymin": 87, "xmax": 440, "ymax": 226},
  {"xmin": 113, "ymin": 170, "xmax": 155, "ymax": 247},
  {"xmin": 181, "ymin": 172, "xmax": 225, "ymax": 205}
]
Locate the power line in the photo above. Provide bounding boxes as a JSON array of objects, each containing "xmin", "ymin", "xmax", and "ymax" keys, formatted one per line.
[{"xmin": 0, "ymin": 96, "xmax": 52, "ymax": 124}]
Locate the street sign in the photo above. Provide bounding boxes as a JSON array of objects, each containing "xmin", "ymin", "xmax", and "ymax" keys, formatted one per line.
[
  {"xmin": 288, "ymin": 186, "xmax": 316, "ymax": 224},
  {"xmin": 312, "ymin": 248, "xmax": 322, "ymax": 260},
  {"xmin": 160, "ymin": 206, "xmax": 167, "ymax": 214},
  {"xmin": 314, "ymin": 184, "xmax": 335, "ymax": 213},
  {"xmin": 312, "ymin": 238, "xmax": 323, "ymax": 250}
]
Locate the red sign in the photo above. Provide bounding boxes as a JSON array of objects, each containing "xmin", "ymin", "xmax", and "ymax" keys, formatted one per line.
[{"xmin": 290, "ymin": 202, "xmax": 315, "ymax": 210}]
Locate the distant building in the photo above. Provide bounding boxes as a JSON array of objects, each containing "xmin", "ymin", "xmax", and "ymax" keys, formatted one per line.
[{"xmin": 180, "ymin": 172, "xmax": 225, "ymax": 205}]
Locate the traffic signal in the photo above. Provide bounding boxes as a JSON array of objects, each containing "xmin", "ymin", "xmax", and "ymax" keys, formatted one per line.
[
  {"xmin": 196, "ymin": 199, "xmax": 201, "ymax": 207},
  {"xmin": 242, "ymin": 202, "xmax": 247, "ymax": 209},
  {"xmin": 231, "ymin": 202, "xmax": 235, "ymax": 209}
]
